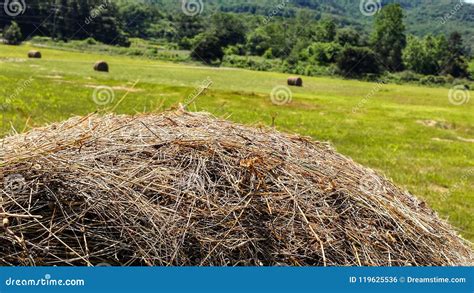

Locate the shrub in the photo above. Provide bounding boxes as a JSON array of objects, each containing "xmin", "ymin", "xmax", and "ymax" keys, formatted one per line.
[
  {"xmin": 85, "ymin": 37, "xmax": 97, "ymax": 45},
  {"xmin": 398, "ymin": 70, "xmax": 421, "ymax": 83},
  {"xmin": 146, "ymin": 48, "xmax": 158, "ymax": 57},
  {"xmin": 453, "ymin": 79, "xmax": 471, "ymax": 90},
  {"xmin": 263, "ymin": 48, "xmax": 273, "ymax": 59},
  {"xmin": 178, "ymin": 37, "xmax": 193, "ymax": 50},
  {"xmin": 303, "ymin": 42, "xmax": 342, "ymax": 65},
  {"xmin": 336, "ymin": 28, "xmax": 360, "ymax": 46},
  {"xmin": 445, "ymin": 74, "xmax": 455, "ymax": 84},
  {"xmin": 221, "ymin": 55, "xmax": 283, "ymax": 72},
  {"xmin": 224, "ymin": 44, "xmax": 246, "ymax": 56},
  {"xmin": 403, "ymin": 35, "xmax": 441, "ymax": 75},
  {"xmin": 191, "ymin": 33, "xmax": 223, "ymax": 64},
  {"xmin": 3, "ymin": 22, "xmax": 23, "ymax": 45},
  {"xmin": 336, "ymin": 46, "xmax": 380, "ymax": 77},
  {"xmin": 419, "ymin": 75, "xmax": 447, "ymax": 85}
]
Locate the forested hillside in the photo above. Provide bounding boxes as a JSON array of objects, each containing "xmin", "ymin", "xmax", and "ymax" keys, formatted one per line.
[
  {"xmin": 1, "ymin": 0, "xmax": 472, "ymax": 81},
  {"xmin": 223, "ymin": 0, "xmax": 474, "ymax": 49},
  {"xmin": 2, "ymin": 0, "xmax": 473, "ymax": 46},
  {"xmin": 155, "ymin": 0, "xmax": 474, "ymax": 48}
]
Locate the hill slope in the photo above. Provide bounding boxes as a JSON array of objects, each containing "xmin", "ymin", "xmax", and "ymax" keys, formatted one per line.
[{"xmin": 155, "ymin": 0, "xmax": 474, "ymax": 49}]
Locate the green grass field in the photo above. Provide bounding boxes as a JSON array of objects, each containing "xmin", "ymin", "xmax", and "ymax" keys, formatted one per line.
[{"xmin": 1, "ymin": 43, "xmax": 473, "ymax": 242}]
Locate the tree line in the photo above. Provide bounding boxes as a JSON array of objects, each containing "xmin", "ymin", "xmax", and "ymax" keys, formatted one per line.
[
  {"xmin": 2, "ymin": 1, "xmax": 471, "ymax": 79},
  {"xmin": 1, "ymin": 0, "xmax": 130, "ymax": 46},
  {"xmin": 190, "ymin": 4, "xmax": 471, "ymax": 78}
]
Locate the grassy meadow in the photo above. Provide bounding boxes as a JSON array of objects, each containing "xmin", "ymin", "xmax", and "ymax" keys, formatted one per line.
[{"xmin": 1, "ymin": 43, "xmax": 473, "ymax": 242}]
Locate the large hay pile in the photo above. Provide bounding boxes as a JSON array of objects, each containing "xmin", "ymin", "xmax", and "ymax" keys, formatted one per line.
[{"xmin": 1, "ymin": 111, "xmax": 472, "ymax": 266}]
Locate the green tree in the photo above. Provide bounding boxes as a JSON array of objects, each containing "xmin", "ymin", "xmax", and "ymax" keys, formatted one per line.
[
  {"xmin": 337, "ymin": 46, "xmax": 380, "ymax": 77},
  {"xmin": 303, "ymin": 42, "xmax": 342, "ymax": 65},
  {"xmin": 372, "ymin": 4, "xmax": 406, "ymax": 72},
  {"xmin": 336, "ymin": 28, "xmax": 360, "ymax": 46},
  {"xmin": 403, "ymin": 35, "xmax": 439, "ymax": 75},
  {"xmin": 441, "ymin": 32, "xmax": 470, "ymax": 78},
  {"xmin": 318, "ymin": 18, "xmax": 337, "ymax": 42},
  {"xmin": 260, "ymin": 23, "xmax": 291, "ymax": 59},
  {"xmin": 52, "ymin": 0, "xmax": 70, "ymax": 41},
  {"xmin": 247, "ymin": 28, "xmax": 271, "ymax": 56},
  {"xmin": 191, "ymin": 13, "xmax": 247, "ymax": 63},
  {"xmin": 119, "ymin": 2, "xmax": 163, "ymax": 39},
  {"xmin": 211, "ymin": 13, "xmax": 247, "ymax": 48},
  {"xmin": 89, "ymin": 0, "xmax": 130, "ymax": 46},
  {"xmin": 49, "ymin": 0, "xmax": 129, "ymax": 46},
  {"xmin": 286, "ymin": 39, "xmax": 308, "ymax": 65},
  {"xmin": 191, "ymin": 33, "xmax": 223, "ymax": 64},
  {"xmin": 173, "ymin": 13, "xmax": 204, "ymax": 42},
  {"xmin": 3, "ymin": 22, "xmax": 23, "ymax": 45}
]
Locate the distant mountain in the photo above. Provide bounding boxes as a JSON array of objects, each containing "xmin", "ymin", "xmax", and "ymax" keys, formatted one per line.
[{"xmin": 156, "ymin": 0, "xmax": 474, "ymax": 50}]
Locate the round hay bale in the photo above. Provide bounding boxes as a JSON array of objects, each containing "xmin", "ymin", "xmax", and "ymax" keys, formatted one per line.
[
  {"xmin": 27, "ymin": 50, "xmax": 42, "ymax": 59},
  {"xmin": 1, "ymin": 112, "xmax": 472, "ymax": 266},
  {"xmin": 288, "ymin": 76, "xmax": 303, "ymax": 87},
  {"xmin": 94, "ymin": 61, "xmax": 109, "ymax": 72}
]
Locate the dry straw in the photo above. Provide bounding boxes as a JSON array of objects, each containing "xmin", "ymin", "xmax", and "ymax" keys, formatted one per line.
[
  {"xmin": 27, "ymin": 51, "xmax": 42, "ymax": 59},
  {"xmin": 1, "ymin": 111, "xmax": 473, "ymax": 266},
  {"xmin": 94, "ymin": 61, "xmax": 109, "ymax": 72},
  {"xmin": 287, "ymin": 77, "xmax": 303, "ymax": 87}
]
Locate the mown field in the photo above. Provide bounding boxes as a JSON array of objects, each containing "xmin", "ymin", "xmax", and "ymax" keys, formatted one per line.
[{"xmin": 1, "ymin": 43, "xmax": 473, "ymax": 242}]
